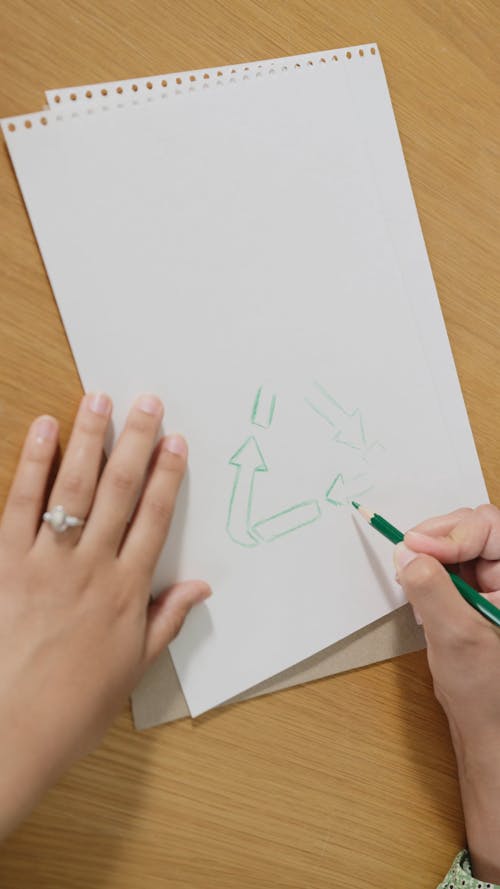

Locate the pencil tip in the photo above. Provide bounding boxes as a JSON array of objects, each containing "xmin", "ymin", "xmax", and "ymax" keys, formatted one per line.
[{"xmin": 352, "ymin": 501, "xmax": 360, "ymax": 510}]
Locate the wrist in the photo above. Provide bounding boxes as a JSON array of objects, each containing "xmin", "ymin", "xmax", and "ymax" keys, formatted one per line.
[
  {"xmin": 0, "ymin": 712, "xmax": 68, "ymax": 840},
  {"xmin": 0, "ymin": 739, "xmax": 51, "ymax": 840},
  {"xmin": 455, "ymin": 749, "xmax": 500, "ymax": 883}
]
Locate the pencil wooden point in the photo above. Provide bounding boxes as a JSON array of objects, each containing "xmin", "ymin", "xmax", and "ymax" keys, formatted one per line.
[{"xmin": 353, "ymin": 503, "xmax": 374, "ymax": 523}]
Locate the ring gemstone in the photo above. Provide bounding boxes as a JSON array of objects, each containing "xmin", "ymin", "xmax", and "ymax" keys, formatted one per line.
[{"xmin": 43, "ymin": 505, "xmax": 85, "ymax": 533}]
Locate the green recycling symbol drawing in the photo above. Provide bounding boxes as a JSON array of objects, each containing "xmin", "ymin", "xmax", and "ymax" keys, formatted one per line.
[{"xmin": 226, "ymin": 381, "xmax": 385, "ymax": 547}]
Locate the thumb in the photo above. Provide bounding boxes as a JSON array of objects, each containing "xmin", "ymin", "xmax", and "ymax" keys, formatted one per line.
[
  {"xmin": 143, "ymin": 579, "xmax": 211, "ymax": 669},
  {"xmin": 394, "ymin": 543, "xmax": 483, "ymax": 639}
]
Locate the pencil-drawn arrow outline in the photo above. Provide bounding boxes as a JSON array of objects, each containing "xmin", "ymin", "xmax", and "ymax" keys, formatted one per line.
[
  {"xmin": 227, "ymin": 436, "xmax": 268, "ymax": 547},
  {"xmin": 325, "ymin": 472, "xmax": 374, "ymax": 507}
]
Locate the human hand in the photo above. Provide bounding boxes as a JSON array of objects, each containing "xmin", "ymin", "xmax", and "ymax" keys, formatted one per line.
[
  {"xmin": 0, "ymin": 394, "xmax": 210, "ymax": 838},
  {"xmin": 394, "ymin": 505, "xmax": 500, "ymax": 882}
]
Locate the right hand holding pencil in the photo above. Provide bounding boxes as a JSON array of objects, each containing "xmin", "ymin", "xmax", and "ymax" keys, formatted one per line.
[{"xmin": 394, "ymin": 504, "xmax": 500, "ymax": 883}]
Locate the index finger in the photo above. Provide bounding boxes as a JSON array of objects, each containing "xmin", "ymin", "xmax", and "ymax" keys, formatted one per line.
[
  {"xmin": 408, "ymin": 507, "xmax": 473, "ymax": 537},
  {"xmin": 405, "ymin": 504, "xmax": 500, "ymax": 564}
]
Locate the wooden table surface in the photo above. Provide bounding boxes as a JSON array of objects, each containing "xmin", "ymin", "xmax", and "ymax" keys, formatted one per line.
[{"xmin": 0, "ymin": 1, "xmax": 498, "ymax": 887}]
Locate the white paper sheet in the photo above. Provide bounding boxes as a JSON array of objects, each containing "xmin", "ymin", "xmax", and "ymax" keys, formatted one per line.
[
  {"xmin": 41, "ymin": 46, "xmax": 487, "ymax": 728},
  {"xmin": 2, "ymin": 53, "xmax": 487, "ymax": 715}
]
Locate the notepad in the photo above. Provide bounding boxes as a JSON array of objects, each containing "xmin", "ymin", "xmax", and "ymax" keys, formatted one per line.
[{"xmin": 2, "ymin": 45, "xmax": 487, "ymax": 717}]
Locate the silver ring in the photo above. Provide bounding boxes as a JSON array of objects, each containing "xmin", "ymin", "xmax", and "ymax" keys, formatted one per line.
[{"xmin": 42, "ymin": 504, "xmax": 85, "ymax": 534}]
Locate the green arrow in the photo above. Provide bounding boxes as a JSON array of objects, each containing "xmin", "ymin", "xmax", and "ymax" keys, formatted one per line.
[
  {"xmin": 227, "ymin": 436, "xmax": 268, "ymax": 547},
  {"xmin": 333, "ymin": 410, "xmax": 365, "ymax": 449},
  {"xmin": 325, "ymin": 473, "xmax": 346, "ymax": 506},
  {"xmin": 305, "ymin": 381, "xmax": 366, "ymax": 449},
  {"xmin": 251, "ymin": 384, "xmax": 277, "ymax": 429},
  {"xmin": 252, "ymin": 500, "xmax": 321, "ymax": 543},
  {"xmin": 325, "ymin": 472, "xmax": 373, "ymax": 506}
]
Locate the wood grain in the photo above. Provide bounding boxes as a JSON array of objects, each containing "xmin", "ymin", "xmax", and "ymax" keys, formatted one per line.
[{"xmin": 0, "ymin": 1, "xmax": 498, "ymax": 886}]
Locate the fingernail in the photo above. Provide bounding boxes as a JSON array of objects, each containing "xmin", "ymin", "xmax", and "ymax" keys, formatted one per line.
[
  {"xmin": 137, "ymin": 394, "xmax": 163, "ymax": 416},
  {"xmin": 34, "ymin": 416, "xmax": 57, "ymax": 443},
  {"xmin": 394, "ymin": 542, "xmax": 419, "ymax": 571},
  {"xmin": 88, "ymin": 393, "xmax": 111, "ymax": 416},
  {"xmin": 164, "ymin": 434, "xmax": 187, "ymax": 458}
]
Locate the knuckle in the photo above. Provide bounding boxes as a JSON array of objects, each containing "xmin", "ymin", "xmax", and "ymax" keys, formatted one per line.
[
  {"xmin": 25, "ymin": 447, "xmax": 51, "ymax": 467},
  {"xmin": 455, "ymin": 506, "xmax": 473, "ymax": 516},
  {"xmin": 108, "ymin": 465, "xmax": 137, "ymax": 494},
  {"xmin": 74, "ymin": 415, "xmax": 105, "ymax": 438},
  {"xmin": 453, "ymin": 507, "xmax": 474, "ymax": 522},
  {"xmin": 475, "ymin": 503, "xmax": 500, "ymax": 521},
  {"xmin": 59, "ymin": 470, "xmax": 88, "ymax": 497},
  {"xmin": 9, "ymin": 488, "xmax": 36, "ymax": 510},
  {"xmin": 127, "ymin": 414, "xmax": 154, "ymax": 436},
  {"xmin": 146, "ymin": 495, "xmax": 174, "ymax": 524},
  {"xmin": 158, "ymin": 448, "xmax": 185, "ymax": 477}
]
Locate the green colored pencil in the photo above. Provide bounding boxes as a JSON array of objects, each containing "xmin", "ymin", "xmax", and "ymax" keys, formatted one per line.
[{"xmin": 352, "ymin": 502, "xmax": 500, "ymax": 629}]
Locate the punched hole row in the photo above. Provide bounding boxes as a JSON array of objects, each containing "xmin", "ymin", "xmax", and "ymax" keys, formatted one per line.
[
  {"xmin": 51, "ymin": 47, "xmax": 376, "ymax": 103},
  {"xmin": 7, "ymin": 47, "xmax": 377, "ymax": 130}
]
